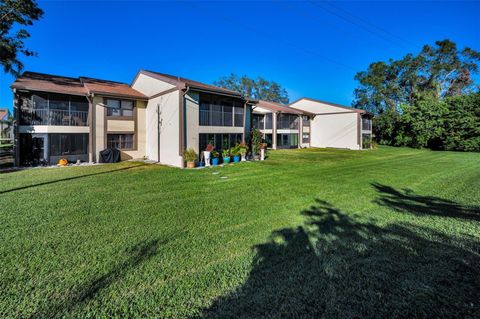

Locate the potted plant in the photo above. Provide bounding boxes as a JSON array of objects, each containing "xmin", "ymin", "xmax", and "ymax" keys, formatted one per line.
[
  {"xmin": 231, "ymin": 144, "xmax": 241, "ymax": 163},
  {"xmin": 260, "ymin": 143, "xmax": 267, "ymax": 161},
  {"xmin": 204, "ymin": 144, "xmax": 213, "ymax": 167},
  {"xmin": 184, "ymin": 148, "xmax": 197, "ymax": 168},
  {"xmin": 222, "ymin": 149, "xmax": 231, "ymax": 164},
  {"xmin": 239, "ymin": 142, "xmax": 248, "ymax": 161},
  {"xmin": 211, "ymin": 150, "xmax": 219, "ymax": 166},
  {"xmin": 251, "ymin": 128, "xmax": 262, "ymax": 160}
]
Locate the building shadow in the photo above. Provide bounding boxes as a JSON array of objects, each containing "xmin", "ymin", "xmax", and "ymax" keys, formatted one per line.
[
  {"xmin": 372, "ymin": 182, "xmax": 480, "ymax": 221},
  {"xmin": 197, "ymin": 199, "xmax": 480, "ymax": 318},
  {"xmin": 0, "ymin": 163, "xmax": 146, "ymax": 195},
  {"xmin": 32, "ymin": 238, "xmax": 165, "ymax": 318}
]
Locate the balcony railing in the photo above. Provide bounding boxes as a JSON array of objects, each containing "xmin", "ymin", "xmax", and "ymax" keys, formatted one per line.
[{"xmin": 20, "ymin": 109, "xmax": 89, "ymax": 126}]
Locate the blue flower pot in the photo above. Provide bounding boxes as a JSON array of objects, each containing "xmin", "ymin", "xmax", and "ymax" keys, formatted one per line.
[
  {"xmin": 223, "ymin": 157, "xmax": 231, "ymax": 164},
  {"xmin": 212, "ymin": 158, "xmax": 219, "ymax": 166},
  {"xmin": 233, "ymin": 155, "xmax": 240, "ymax": 163}
]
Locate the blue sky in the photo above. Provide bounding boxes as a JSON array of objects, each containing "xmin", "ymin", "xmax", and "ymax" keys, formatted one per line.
[{"xmin": 1, "ymin": 0, "xmax": 479, "ymax": 111}]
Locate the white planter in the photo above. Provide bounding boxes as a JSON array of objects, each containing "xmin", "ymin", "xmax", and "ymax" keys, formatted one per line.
[
  {"xmin": 260, "ymin": 149, "xmax": 265, "ymax": 161},
  {"xmin": 203, "ymin": 151, "xmax": 211, "ymax": 167},
  {"xmin": 241, "ymin": 153, "xmax": 246, "ymax": 162}
]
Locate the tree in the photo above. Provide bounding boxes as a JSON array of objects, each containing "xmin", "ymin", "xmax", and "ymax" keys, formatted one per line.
[
  {"xmin": 353, "ymin": 40, "xmax": 480, "ymax": 114},
  {"xmin": 441, "ymin": 92, "xmax": 480, "ymax": 151},
  {"xmin": 214, "ymin": 74, "xmax": 289, "ymax": 104},
  {"xmin": 0, "ymin": 0, "xmax": 43, "ymax": 76}
]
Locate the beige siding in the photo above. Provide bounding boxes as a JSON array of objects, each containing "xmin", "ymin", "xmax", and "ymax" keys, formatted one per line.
[
  {"xmin": 107, "ymin": 120, "xmax": 135, "ymax": 132},
  {"xmin": 93, "ymin": 96, "xmax": 147, "ymax": 161},
  {"xmin": 93, "ymin": 96, "xmax": 105, "ymax": 160}
]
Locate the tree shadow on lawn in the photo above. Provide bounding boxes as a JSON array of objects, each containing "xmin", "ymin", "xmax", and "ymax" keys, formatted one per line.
[
  {"xmin": 32, "ymin": 238, "xmax": 165, "ymax": 318},
  {"xmin": 198, "ymin": 199, "xmax": 480, "ymax": 318},
  {"xmin": 372, "ymin": 182, "xmax": 480, "ymax": 221},
  {"xmin": 0, "ymin": 164, "xmax": 145, "ymax": 195}
]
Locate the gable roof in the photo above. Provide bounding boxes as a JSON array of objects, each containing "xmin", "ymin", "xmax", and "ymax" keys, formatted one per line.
[
  {"xmin": 256, "ymin": 100, "xmax": 315, "ymax": 116},
  {"xmin": 289, "ymin": 97, "xmax": 372, "ymax": 115},
  {"xmin": 80, "ymin": 77, "xmax": 148, "ymax": 100},
  {"xmin": 11, "ymin": 71, "xmax": 148, "ymax": 100},
  {"xmin": 138, "ymin": 70, "xmax": 243, "ymax": 97},
  {"xmin": 11, "ymin": 72, "xmax": 88, "ymax": 96}
]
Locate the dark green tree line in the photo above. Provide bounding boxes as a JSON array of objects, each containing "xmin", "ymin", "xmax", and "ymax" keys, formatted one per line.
[
  {"xmin": 354, "ymin": 40, "xmax": 480, "ymax": 151},
  {"xmin": 214, "ymin": 74, "xmax": 289, "ymax": 104}
]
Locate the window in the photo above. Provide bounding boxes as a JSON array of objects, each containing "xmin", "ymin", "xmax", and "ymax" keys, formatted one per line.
[
  {"xmin": 302, "ymin": 133, "xmax": 310, "ymax": 144},
  {"xmin": 234, "ymin": 105, "xmax": 244, "ymax": 127},
  {"xmin": 265, "ymin": 113, "xmax": 273, "ymax": 129},
  {"xmin": 362, "ymin": 117, "xmax": 372, "ymax": 131},
  {"xmin": 106, "ymin": 99, "xmax": 134, "ymax": 117},
  {"xmin": 277, "ymin": 133, "xmax": 298, "ymax": 149},
  {"xmin": 32, "ymin": 93, "xmax": 48, "ymax": 109},
  {"xmin": 302, "ymin": 115, "xmax": 310, "ymax": 127},
  {"xmin": 223, "ymin": 104, "xmax": 233, "ymax": 126},
  {"xmin": 69, "ymin": 95, "xmax": 89, "ymax": 112},
  {"xmin": 107, "ymin": 134, "xmax": 134, "ymax": 150},
  {"xmin": 49, "ymin": 95, "xmax": 69, "ymax": 111},
  {"xmin": 277, "ymin": 114, "xmax": 299, "ymax": 130},
  {"xmin": 252, "ymin": 114, "xmax": 264, "ymax": 129},
  {"xmin": 265, "ymin": 134, "xmax": 272, "ymax": 148},
  {"xmin": 49, "ymin": 134, "xmax": 88, "ymax": 156},
  {"xmin": 199, "ymin": 133, "xmax": 243, "ymax": 152}
]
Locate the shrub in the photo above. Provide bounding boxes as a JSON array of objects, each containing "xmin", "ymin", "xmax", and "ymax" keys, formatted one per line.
[
  {"xmin": 251, "ymin": 129, "xmax": 262, "ymax": 155},
  {"xmin": 183, "ymin": 148, "xmax": 197, "ymax": 162}
]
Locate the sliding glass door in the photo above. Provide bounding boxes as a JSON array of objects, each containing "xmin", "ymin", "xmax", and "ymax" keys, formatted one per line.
[{"xmin": 277, "ymin": 133, "xmax": 298, "ymax": 149}]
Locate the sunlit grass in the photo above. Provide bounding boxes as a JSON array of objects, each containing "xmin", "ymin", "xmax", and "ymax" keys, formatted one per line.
[{"xmin": 0, "ymin": 147, "xmax": 479, "ymax": 318}]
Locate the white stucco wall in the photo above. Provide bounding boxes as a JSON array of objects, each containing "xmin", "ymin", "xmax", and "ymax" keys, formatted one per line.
[
  {"xmin": 132, "ymin": 73, "xmax": 183, "ymax": 167},
  {"xmin": 310, "ymin": 113, "xmax": 360, "ymax": 149},
  {"xmin": 145, "ymin": 91, "xmax": 182, "ymax": 167},
  {"xmin": 290, "ymin": 99, "xmax": 361, "ymax": 150}
]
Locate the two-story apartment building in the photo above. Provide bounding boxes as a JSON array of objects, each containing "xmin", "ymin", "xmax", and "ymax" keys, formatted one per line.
[
  {"xmin": 11, "ymin": 72, "xmax": 148, "ymax": 166},
  {"xmin": 252, "ymin": 100, "xmax": 314, "ymax": 149},
  {"xmin": 11, "ymin": 70, "xmax": 373, "ymax": 168},
  {"xmin": 289, "ymin": 98, "xmax": 373, "ymax": 150},
  {"xmin": 130, "ymin": 70, "xmax": 253, "ymax": 167},
  {"xmin": 11, "ymin": 70, "xmax": 253, "ymax": 168}
]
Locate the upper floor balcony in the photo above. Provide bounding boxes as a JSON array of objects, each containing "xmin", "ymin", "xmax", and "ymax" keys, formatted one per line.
[
  {"xmin": 18, "ymin": 92, "xmax": 89, "ymax": 127},
  {"xmin": 277, "ymin": 113, "xmax": 299, "ymax": 130}
]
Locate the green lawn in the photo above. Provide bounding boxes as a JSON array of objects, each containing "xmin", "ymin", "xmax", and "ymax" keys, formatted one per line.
[{"xmin": 1, "ymin": 147, "xmax": 479, "ymax": 318}]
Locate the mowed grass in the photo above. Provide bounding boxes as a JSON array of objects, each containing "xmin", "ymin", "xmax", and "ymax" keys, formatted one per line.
[{"xmin": 0, "ymin": 147, "xmax": 479, "ymax": 318}]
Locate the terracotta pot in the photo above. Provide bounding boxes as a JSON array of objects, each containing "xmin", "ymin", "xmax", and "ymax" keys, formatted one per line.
[{"xmin": 187, "ymin": 161, "xmax": 196, "ymax": 168}]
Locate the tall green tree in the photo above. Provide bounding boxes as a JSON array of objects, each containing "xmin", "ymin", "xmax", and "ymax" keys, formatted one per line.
[
  {"xmin": 354, "ymin": 40, "xmax": 480, "ymax": 114},
  {"xmin": 0, "ymin": 0, "xmax": 43, "ymax": 76},
  {"xmin": 214, "ymin": 74, "xmax": 289, "ymax": 104}
]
